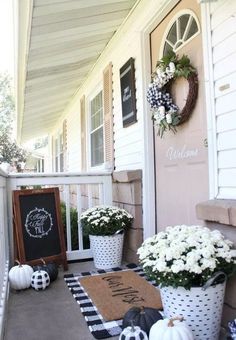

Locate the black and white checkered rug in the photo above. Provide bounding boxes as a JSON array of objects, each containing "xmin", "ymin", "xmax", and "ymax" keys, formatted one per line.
[{"xmin": 64, "ymin": 263, "xmax": 159, "ymax": 339}]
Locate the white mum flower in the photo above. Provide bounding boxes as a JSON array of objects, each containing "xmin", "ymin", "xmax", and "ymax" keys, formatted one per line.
[
  {"xmin": 171, "ymin": 259, "xmax": 185, "ymax": 273},
  {"xmin": 201, "ymin": 258, "xmax": 217, "ymax": 270},
  {"xmin": 169, "ymin": 62, "xmax": 176, "ymax": 73},
  {"xmin": 166, "ymin": 113, "xmax": 172, "ymax": 124}
]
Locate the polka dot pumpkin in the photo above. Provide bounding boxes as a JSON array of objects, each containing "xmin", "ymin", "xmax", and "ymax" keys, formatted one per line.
[
  {"xmin": 31, "ymin": 270, "xmax": 50, "ymax": 290},
  {"xmin": 119, "ymin": 326, "xmax": 148, "ymax": 340}
]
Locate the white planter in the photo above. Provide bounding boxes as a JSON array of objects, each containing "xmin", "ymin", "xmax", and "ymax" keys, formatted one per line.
[
  {"xmin": 160, "ymin": 281, "xmax": 226, "ymax": 340},
  {"xmin": 89, "ymin": 233, "xmax": 124, "ymax": 269}
]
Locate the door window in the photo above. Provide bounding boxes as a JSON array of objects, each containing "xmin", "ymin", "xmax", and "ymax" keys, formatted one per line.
[{"xmin": 162, "ymin": 11, "xmax": 200, "ymax": 55}]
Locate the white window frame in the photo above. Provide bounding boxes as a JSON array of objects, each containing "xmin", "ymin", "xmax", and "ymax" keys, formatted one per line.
[
  {"xmin": 159, "ymin": 9, "xmax": 201, "ymax": 58},
  {"xmin": 87, "ymin": 85, "xmax": 105, "ymax": 171},
  {"xmin": 54, "ymin": 130, "xmax": 64, "ymax": 173}
]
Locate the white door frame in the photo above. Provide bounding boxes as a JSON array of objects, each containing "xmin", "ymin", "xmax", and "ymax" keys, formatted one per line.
[
  {"xmin": 140, "ymin": 0, "xmax": 180, "ymax": 239},
  {"xmin": 200, "ymin": 2, "xmax": 218, "ymax": 199},
  {"xmin": 140, "ymin": 0, "xmax": 217, "ymax": 238}
]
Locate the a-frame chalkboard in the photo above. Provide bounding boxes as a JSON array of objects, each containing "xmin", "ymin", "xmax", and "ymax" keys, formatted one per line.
[{"xmin": 13, "ymin": 187, "xmax": 68, "ymax": 270}]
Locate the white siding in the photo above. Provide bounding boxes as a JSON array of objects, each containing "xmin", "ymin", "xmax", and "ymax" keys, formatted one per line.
[
  {"xmin": 66, "ymin": 106, "xmax": 81, "ymax": 172},
  {"xmin": 210, "ymin": 0, "xmax": 236, "ymax": 197},
  {"xmin": 50, "ymin": 0, "xmax": 169, "ymax": 173}
]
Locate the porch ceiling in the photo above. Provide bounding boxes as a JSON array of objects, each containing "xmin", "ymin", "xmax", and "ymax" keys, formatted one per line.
[{"xmin": 16, "ymin": 0, "xmax": 138, "ymax": 143}]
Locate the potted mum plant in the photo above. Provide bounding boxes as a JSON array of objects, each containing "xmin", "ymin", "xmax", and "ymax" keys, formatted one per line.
[
  {"xmin": 80, "ymin": 205, "xmax": 133, "ymax": 269},
  {"xmin": 138, "ymin": 225, "xmax": 236, "ymax": 340}
]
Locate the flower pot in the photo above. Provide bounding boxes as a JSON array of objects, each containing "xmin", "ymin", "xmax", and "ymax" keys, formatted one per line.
[
  {"xmin": 89, "ymin": 233, "xmax": 124, "ymax": 269},
  {"xmin": 160, "ymin": 281, "xmax": 226, "ymax": 340}
]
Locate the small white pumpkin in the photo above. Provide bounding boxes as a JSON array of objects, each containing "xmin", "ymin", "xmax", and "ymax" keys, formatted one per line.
[
  {"xmin": 149, "ymin": 316, "xmax": 194, "ymax": 340},
  {"xmin": 119, "ymin": 325, "xmax": 148, "ymax": 340},
  {"xmin": 31, "ymin": 270, "xmax": 50, "ymax": 291},
  {"xmin": 9, "ymin": 261, "xmax": 33, "ymax": 290}
]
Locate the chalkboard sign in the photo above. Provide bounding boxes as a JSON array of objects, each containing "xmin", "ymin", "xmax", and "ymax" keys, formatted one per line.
[
  {"xmin": 120, "ymin": 57, "xmax": 137, "ymax": 127},
  {"xmin": 13, "ymin": 188, "xmax": 68, "ymax": 270}
]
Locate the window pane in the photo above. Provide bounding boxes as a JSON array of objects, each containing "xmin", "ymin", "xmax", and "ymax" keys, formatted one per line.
[
  {"xmin": 91, "ymin": 127, "xmax": 104, "ymax": 166},
  {"xmin": 90, "ymin": 91, "xmax": 104, "ymax": 167},
  {"xmin": 163, "ymin": 42, "xmax": 173, "ymax": 56},
  {"xmin": 166, "ymin": 22, "xmax": 177, "ymax": 45},
  {"xmin": 55, "ymin": 156, "xmax": 58, "ymax": 172},
  {"xmin": 91, "ymin": 109, "xmax": 103, "ymax": 130},
  {"xmin": 179, "ymin": 14, "xmax": 190, "ymax": 38},
  {"xmin": 186, "ymin": 20, "xmax": 198, "ymax": 40},
  {"xmin": 60, "ymin": 153, "xmax": 64, "ymax": 172},
  {"xmin": 59, "ymin": 133, "xmax": 63, "ymax": 150}
]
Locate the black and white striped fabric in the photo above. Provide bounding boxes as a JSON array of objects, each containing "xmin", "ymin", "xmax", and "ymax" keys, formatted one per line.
[{"xmin": 64, "ymin": 263, "xmax": 158, "ymax": 339}]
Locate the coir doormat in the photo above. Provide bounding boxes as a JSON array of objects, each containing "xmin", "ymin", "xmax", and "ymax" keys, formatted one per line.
[
  {"xmin": 64, "ymin": 264, "xmax": 162, "ymax": 339},
  {"xmin": 79, "ymin": 270, "xmax": 162, "ymax": 321}
]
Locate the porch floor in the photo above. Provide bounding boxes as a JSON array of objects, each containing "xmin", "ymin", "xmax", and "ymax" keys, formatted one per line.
[{"xmin": 4, "ymin": 261, "xmax": 120, "ymax": 340}]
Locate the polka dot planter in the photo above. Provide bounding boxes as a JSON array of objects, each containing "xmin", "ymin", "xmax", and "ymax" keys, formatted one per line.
[
  {"xmin": 160, "ymin": 281, "xmax": 226, "ymax": 340},
  {"xmin": 89, "ymin": 233, "xmax": 124, "ymax": 269}
]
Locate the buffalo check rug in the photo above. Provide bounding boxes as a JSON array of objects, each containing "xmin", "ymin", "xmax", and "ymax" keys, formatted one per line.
[{"xmin": 64, "ymin": 263, "xmax": 161, "ymax": 339}]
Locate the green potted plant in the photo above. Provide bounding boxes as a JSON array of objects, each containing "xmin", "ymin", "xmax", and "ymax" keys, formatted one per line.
[
  {"xmin": 80, "ymin": 205, "xmax": 133, "ymax": 269},
  {"xmin": 138, "ymin": 225, "xmax": 236, "ymax": 339}
]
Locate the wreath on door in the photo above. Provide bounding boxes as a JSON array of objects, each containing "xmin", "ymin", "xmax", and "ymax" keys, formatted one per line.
[{"xmin": 147, "ymin": 52, "xmax": 198, "ymax": 137}]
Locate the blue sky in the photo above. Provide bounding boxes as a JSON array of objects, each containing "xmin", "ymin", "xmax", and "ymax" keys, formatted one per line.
[{"xmin": 0, "ymin": 0, "xmax": 14, "ymax": 75}]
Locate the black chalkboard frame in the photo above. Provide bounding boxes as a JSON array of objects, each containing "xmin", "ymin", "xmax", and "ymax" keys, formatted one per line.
[
  {"xmin": 12, "ymin": 187, "xmax": 68, "ymax": 270},
  {"xmin": 119, "ymin": 57, "xmax": 137, "ymax": 127}
]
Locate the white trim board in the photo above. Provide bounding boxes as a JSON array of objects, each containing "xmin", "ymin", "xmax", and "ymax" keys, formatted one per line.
[
  {"xmin": 200, "ymin": 2, "xmax": 218, "ymax": 199},
  {"xmin": 140, "ymin": 0, "xmax": 180, "ymax": 238}
]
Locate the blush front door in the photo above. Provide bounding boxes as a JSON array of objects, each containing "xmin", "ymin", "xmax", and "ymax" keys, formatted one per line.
[{"xmin": 150, "ymin": 0, "xmax": 209, "ymax": 232}]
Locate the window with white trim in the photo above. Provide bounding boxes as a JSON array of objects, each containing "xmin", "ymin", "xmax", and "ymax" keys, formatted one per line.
[
  {"xmin": 162, "ymin": 12, "xmax": 200, "ymax": 56},
  {"xmin": 90, "ymin": 91, "xmax": 104, "ymax": 167},
  {"xmin": 54, "ymin": 132, "xmax": 64, "ymax": 172}
]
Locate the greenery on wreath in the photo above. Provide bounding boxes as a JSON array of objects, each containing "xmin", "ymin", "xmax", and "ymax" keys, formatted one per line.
[
  {"xmin": 138, "ymin": 225, "xmax": 236, "ymax": 290},
  {"xmin": 147, "ymin": 52, "xmax": 198, "ymax": 137},
  {"xmin": 80, "ymin": 205, "xmax": 133, "ymax": 236}
]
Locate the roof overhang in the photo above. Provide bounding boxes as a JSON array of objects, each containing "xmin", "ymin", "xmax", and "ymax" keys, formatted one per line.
[{"xmin": 15, "ymin": 0, "xmax": 138, "ymax": 143}]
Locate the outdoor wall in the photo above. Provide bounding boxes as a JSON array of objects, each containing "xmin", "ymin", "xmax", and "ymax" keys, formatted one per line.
[
  {"xmin": 65, "ymin": 105, "xmax": 81, "ymax": 172},
  {"xmin": 196, "ymin": 199, "xmax": 236, "ymax": 327},
  {"xmin": 197, "ymin": 0, "xmax": 236, "ymax": 328},
  {"xmin": 48, "ymin": 0, "xmax": 176, "ymax": 174},
  {"xmin": 112, "ymin": 170, "xmax": 143, "ymax": 263},
  {"xmin": 208, "ymin": 0, "xmax": 236, "ymax": 198}
]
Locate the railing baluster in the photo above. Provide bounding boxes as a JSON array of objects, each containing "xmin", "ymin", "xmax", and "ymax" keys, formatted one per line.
[
  {"xmin": 98, "ymin": 184, "xmax": 103, "ymax": 205},
  {"xmin": 76, "ymin": 185, "xmax": 83, "ymax": 251},
  {"xmin": 88, "ymin": 184, "xmax": 93, "ymax": 208},
  {"xmin": 64, "ymin": 184, "xmax": 72, "ymax": 252}
]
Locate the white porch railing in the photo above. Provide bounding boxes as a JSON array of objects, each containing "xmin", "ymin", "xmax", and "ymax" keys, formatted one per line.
[
  {"xmin": 7, "ymin": 172, "xmax": 113, "ymax": 261},
  {"xmin": 0, "ymin": 170, "xmax": 112, "ymax": 339},
  {"xmin": 0, "ymin": 171, "xmax": 112, "ymax": 338},
  {"xmin": 0, "ymin": 170, "xmax": 9, "ymax": 340}
]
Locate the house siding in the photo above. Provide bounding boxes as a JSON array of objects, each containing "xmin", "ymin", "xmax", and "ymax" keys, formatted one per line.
[
  {"xmin": 64, "ymin": 30, "xmax": 144, "ymax": 172},
  {"xmin": 45, "ymin": 0, "xmax": 236, "ymax": 229},
  {"xmin": 210, "ymin": 0, "xmax": 236, "ymax": 198},
  {"xmin": 66, "ymin": 106, "xmax": 81, "ymax": 172},
  {"xmin": 49, "ymin": 0, "xmax": 175, "ymax": 174}
]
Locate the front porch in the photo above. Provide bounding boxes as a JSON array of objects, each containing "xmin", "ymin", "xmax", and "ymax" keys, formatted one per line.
[
  {"xmin": 5, "ymin": 261, "xmax": 120, "ymax": 340},
  {"xmin": 0, "ymin": 169, "xmax": 143, "ymax": 340}
]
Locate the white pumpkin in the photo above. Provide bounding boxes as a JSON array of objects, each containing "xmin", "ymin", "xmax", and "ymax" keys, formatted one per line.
[
  {"xmin": 149, "ymin": 317, "xmax": 194, "ymax": 340},
  {"xmin": 9, "ymin": 262, "xmax": 33, "ymax": 290}
]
